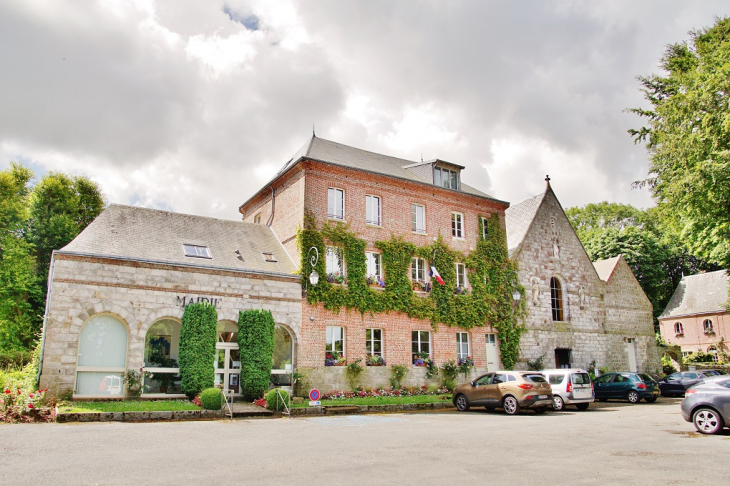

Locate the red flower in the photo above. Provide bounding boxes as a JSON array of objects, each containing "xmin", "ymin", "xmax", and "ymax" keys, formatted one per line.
[
  {"xmin": 28, "ymin": 403, "xmax": 34, "ymax": 409},
  {"xmin": 3, "ymin": 389, "xmax": 9, "ymax": 394},
  {"xmin": 29, "ymin": 393, "xmax": 34, "ymax": 398},
  {"xmin": 17, "ymin": 390, "xmax": 21, "ymax": 395}
]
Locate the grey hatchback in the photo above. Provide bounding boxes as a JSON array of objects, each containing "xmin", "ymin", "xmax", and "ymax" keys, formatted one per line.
[{"xmin": 681, "ymin": 376, "xmax": 730, "ymax": 434}]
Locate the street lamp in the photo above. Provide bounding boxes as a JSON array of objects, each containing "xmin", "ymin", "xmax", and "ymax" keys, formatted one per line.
[
  {"xmin": 303, "ymin": 247, "xmax": 319, "ymax": 296},
  {"xmin": 512, "ymin": 289, "xmax": 521, "ymax": 302}
]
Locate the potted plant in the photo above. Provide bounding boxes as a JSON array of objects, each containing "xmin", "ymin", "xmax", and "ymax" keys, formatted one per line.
[
  {"xmin": 325, "ymin": 352, "xmax": 346, "ymax": 366},
  {"xmin": 412, "ymin": 280, "xmax": 431, "ymax": 293},
  {"xmin": 366, "ymin": 275, "xmax": 385, "ymax": 288},
  {"xmin": 327, "ymin": 272, "xmax": 346, "ymax": 284},
  {"xmin": 366, "ymin": 354, "xmax": 386, "ymax": 366},
  {"xmin": 413, "ymin": 351, "xmax": 430, "ymax": 366}
]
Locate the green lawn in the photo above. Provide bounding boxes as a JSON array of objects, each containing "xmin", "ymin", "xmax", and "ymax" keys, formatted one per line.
[
  {"xmin": 292, "ymin": 394, "xmax": 452, "ymax": 408},
  {"xmin": 58, "ymin": 400, "xmax": 200, "ymax": 413}
]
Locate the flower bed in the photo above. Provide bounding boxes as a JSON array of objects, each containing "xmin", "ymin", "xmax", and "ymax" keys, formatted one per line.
[
  {"xmin": 1, "ymin": 387, "xmax": 54, "ymax": 423},
  {"xmin": 321, "ymin": 385, "xmax": 450, "ymax": 401}
]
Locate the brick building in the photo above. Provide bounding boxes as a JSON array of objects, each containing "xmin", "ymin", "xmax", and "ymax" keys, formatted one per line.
[
  {"xmin": 659, "ymin": 270, "xmax": 729, "ymax": 361},
  {"xmin": 505, "ymin": 182, "xmax": 659, "ymax": 372}
]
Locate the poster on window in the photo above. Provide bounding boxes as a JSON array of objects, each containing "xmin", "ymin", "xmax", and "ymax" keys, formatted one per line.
[
  {"xmin": 229, "ymin": 374, "xmax": 239, "ymax": 386},
  {"xmin": 149, "ymin": 335, "xmax": 171, "ymax": 364}
]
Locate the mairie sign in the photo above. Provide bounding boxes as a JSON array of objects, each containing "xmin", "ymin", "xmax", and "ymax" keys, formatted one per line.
[{"xmin": 175, "ymin": 296, "xmax": 221, "ymax": 308}]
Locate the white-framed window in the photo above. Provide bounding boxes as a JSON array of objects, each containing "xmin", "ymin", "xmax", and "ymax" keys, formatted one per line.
[
  {"xmin": 434, "ymin": 166, "xmax": 459, "ymax": 190},
  {"xmin": 365, "ymin": 195, "xmax": 381, "ymax": 226},
  {"xmin": 681, "ymin": 351, "xmax": 692, "ymax": 358},
  {"xmin": 326, "ymin": 326, "xmax": 345, "ymax": 355},
  {"xmin": 411, "ymin": 257, "xmax": 426, "ymax": 282},
  {"xmin": 328, "ymin": 187, "xmax": 344, "ymax": 220},
  {"xmin": 708, "ymin": 346, "xmax": 719, "ymax": 363},
  {"xmin": 183, "ymin": 244, "xmax": 211, "ymax": 259},
  {"xmin": 457, "ymin": 332, "xmax": 470, "ymax": 360},
  {"xmin": 411, "ymin": 204, "xmax": 426, "ymax": 233},
  {"xmin": 366, "ymin": 252, "xmax": 382, "ymax": 279},
  {"xmin": 326, "ymin": 246, "xmax": 344, "ymax": 278},
  {"xmin": 254, "ymin": 213, "xmax": 262, "ymax": 224},
  {"xmin": 550, "ymin": 277, "xmax": 564, "ymax": 321},
  {"xmin": 455, "ymin": 263, "xmax": 466, "ymax": 288},
  {"xmin": 451, "ymin": 212, "xmax": 464, "ymax": 238},
  {"xmin": 75, "ymin": 315, "xmax": 129, "ymax": 397},
  {"xmin": 703, "ymin": 319, "xmax": 714, "ymax": 334},
  {"xmin": 412, "ymin": 330, "xmax": 431, "ymax": 359},
  {"xmin": 143, "ymin": 318, "xmax": 182, "ymax": 395},
  {"xmin": 366, "ymin": 328, "xmax": 383, "ymax": 357},
  {"xmin": 481, "ymin": 217, "xmax": 489, "ymax": 239},
  {"xmin": 674, "ymin": 322, "xmax": 684, "ymax": 335}
]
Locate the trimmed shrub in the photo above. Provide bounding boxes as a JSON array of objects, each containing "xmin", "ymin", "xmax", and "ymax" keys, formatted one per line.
[
  {"xmin": 238, "ymin": 309, "xmax": 276, "ymax": 400},
  {"xmin": 265, "ymin": 388, "xmax": 289, "ymax": 411},
  {"xmin": 200, "ymin": 387, "xmax": 222, "ymax": 410},
  {"xmin": 178, "ymin": 303, "xmax": 218, "ymax": 399}
]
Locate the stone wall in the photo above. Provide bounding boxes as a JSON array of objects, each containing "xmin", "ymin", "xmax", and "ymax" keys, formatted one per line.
[{"xmin": 40, "ymin": 254, "xmax": 302, "ymax": 397}]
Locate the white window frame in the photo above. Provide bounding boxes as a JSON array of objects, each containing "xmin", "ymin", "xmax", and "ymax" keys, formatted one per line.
[
  {"xmin": 481, "ymin": 217, "xmax": 489, "ymax": 239},
  {"xmin": 326, "ymin": 246, "xmax": 344, "ymax": 276},
  {"xmin": 708, "ymin": 346, "xmax": 719, "ymax": 363},
  {"xmin": 328, "ymin": 187, "xmax": 345, "ymax": 220},
  {"xmin": 365, "ymin": 195, "xmax": 382, "ymax": 226},
  {"xmin": 451, "ymin": 212, "xmax": 464, "ymax": 238},
  {"xmin": 411, "ymin": 203, "xmax": 426, "ymax": 234},
  {"xmin": 455, "ymin": 263, "xmax": 467, "ymax": 288},
  {"xmin": 366, "ymin": 252, "xmax": 382, "ymax": 279},
  {"xmin": 75, "ymin": 314, "xmax": 129, "ymax": 398},
  {"xmin": 183, "ymin": 244, "xmax": 212, "ymax": 259},
  {"xmin": 412, "ymin": 330, "xmax": 431, "ymax": 357},
  {"xmin": 411, "ymin": 257, "xmax": 426, "ymax": 282},
  {"xmin": 366, "ymin": 328, "xmax": 383, "ymax": 357},
  {"xmin": 674, "ymin": 322, "xmax": 684, "ymax": 335},
  {"xmin": 456, "ymin": 332, "xmax": 470, "ymax": 360},
  {"xmin": 326, "ymin": 326, "xmax": 345, "ymax": 356},
  {"xmin": 434, "ymin": 166, "xmax": 459, "ymax": 190},
  {"xmin": 703, "ymin": 319, "xmax": 714, "ymax": 334}
]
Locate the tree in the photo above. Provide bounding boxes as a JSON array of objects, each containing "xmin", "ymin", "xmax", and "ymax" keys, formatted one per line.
[
  {"xmin": 238, "ymin": 309, "xmax": 275, "ymax": 400},
  {"xmin": 629, "ymin": 17, "xmax": 730, "ymax": 268},
  {"xmin": 0, "ymin": 163, "xmax": 33, "ymax": 239},
  {"xmin": 0, "ymin": 236, "xmax": 41, "ymax": 350},
  {"xmin": 178, "ymin": 303, "xmax": 218, "ymax": 399}
]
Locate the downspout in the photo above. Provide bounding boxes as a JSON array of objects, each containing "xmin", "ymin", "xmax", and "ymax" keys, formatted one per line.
[
  {"xmin": 266, "ymin": 186, "xmax": 275, "ymax": 227},
  {"xmin": 36, "ymin": 251, "xmax": 55, "ymax": 386}
]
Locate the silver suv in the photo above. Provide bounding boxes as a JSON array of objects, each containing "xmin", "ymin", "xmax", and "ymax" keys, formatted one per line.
[{"xmin": 540, "ymin": 368, "xmax": 594, "ymax": 411}]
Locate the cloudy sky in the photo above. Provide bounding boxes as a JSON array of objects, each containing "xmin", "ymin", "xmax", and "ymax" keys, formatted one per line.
[{"xmin": 1, "ymin": 1, "xmax": 728, "ymax": 220}]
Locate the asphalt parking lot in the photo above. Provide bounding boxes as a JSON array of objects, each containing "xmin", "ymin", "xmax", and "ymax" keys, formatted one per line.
[{"xmin": 1, "ymin": 397, "xmax": 727, "ymax": 485}]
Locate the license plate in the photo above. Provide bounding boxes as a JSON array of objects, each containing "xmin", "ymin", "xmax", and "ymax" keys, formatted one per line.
[
  {"xmin": 653, "ymin": 390, "xmax": 659, "ymax": 395},
  {"xmin": 538, "ymin": 395, "xmax": 548, "ymax": 399}
]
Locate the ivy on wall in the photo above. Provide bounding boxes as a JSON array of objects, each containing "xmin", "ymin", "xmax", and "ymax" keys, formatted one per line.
[{"xmin": 298, "ymin": 211, "xmax": 527, "ymax": 369}]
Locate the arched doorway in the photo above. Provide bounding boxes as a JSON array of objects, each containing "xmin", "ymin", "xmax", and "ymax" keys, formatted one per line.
[{"xmin": 143, "ymin": 318, "xmax": 182, "ymax": 395}]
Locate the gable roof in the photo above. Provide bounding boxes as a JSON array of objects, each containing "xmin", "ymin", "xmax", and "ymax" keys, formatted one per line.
[
  {"xmin": 504, "ymin": 191, "xmax": 546, "ymax": 257},
  {"xmin": 242, "ymin": 136, "xmax": 507, "ymax": 211},
  {"xmin": 593, "ymin": 256, "xmax": 622, "ymax": 282},
  {"xmin": 59, "ymin": 204, "xmax": 297, "ymax": 277},
  {"xmin": 660, "ymin": 270, "xmax": 729, "ymax": 319}
]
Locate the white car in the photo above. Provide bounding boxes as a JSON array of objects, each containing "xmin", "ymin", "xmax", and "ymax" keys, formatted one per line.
[{"xmin": 540, "ymin": 368, "xmax": 594, "ymax": 411}]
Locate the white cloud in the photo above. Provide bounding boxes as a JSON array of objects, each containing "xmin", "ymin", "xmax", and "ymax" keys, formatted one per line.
[{"xmin": 186, "ymin": 31, "xmax": 259, "ymax": 77}]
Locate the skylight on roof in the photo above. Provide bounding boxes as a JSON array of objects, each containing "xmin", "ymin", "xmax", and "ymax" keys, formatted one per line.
[
  {"xmin": 183, "ymin": 244, "xmax": 212, "ymax": 259},
  {"xmin": 262, "ymin": 252, "xmax": 277, "ymax": 262}
]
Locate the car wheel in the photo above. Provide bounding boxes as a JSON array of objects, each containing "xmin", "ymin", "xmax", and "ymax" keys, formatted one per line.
[
  {"xmin": 693, "ymin": 408, "xmax": 724, "ymax": 435},
  {"xmin": 533, "ymin": 407, "xmax": 547, "ymax": 414},
  {"xmin": 644, "ymin": 396, "xmax": 657, "ymax": 403},
  {"xmin": 627, "ymin": 390, "xmax": 640, "ymax": 403},
  {"xmin": 552, "ymin": 395, "xmax": 565, "ymax": 411},
  {"xmin": 575, "ymin": 403, "xmax": 590, "ymax": 411},
  {"xmin": 454, "ymin": 394, "xmax": 470, "ymax": 412},
  {"xmin": 503, "ymin": 396, "xmax": 520, "ymax": 415}
]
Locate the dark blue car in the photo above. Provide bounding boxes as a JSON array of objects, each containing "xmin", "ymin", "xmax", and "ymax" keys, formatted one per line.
[{"xmin": 593, "ymin": 372, "xmax": 660, "ymax": 403}]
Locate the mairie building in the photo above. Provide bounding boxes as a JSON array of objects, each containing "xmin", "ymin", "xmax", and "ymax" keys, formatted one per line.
[{"xmin": 39, "ymin": 136, "xmax": 659, "ymax": 398}]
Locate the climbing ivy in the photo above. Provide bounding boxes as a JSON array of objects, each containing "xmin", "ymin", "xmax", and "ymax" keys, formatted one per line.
[{"xmin": 297, "ymin": 211, "xmax": 527, "ymax": 370}]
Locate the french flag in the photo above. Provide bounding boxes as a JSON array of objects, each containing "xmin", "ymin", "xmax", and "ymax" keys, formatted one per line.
[{"xmin": 430, "ymin": 266, "xmax": 445, "ymax": 285}]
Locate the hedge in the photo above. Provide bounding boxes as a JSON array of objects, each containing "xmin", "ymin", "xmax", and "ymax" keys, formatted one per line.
[
  {"xmin": 265, "ymin": 388, "xmax": 289, "ymax": 411},
  {"xmin": 238, "ymin": 309, "xmax": 275, "ymax": 400},
  {"xmin": 178, "ymin": 303, "xmax": 218, "ymax": 399},
  {"xmin": 200, "ymin": 387, "xmax": 222, "ymax": 410}
]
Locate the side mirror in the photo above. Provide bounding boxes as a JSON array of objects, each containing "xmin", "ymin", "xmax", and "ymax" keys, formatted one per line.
[{"xmin": 470, "ymin": 381, "xmax": 475, "ymax": 387}]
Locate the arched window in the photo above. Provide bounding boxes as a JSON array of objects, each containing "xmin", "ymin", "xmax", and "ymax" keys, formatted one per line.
[
  {"xmin": 143, "ymin": 319, "xmax": 181, "ymax": 395},
  {"xmin": 703, "ymin": 319, "xmax": 714, "ymax": 334},
  {"xmin": 217, "ymin": 320, "xmax": 238, "ymax": 343},
  {"xmin": 550, "ymin": 277, "xmax": 564, "ymax": 321},
  {"xmin": 75, "ymin": 315, "xmax": 128, "ymax": 397},
  {"xmin": 674, "ymin": 322, "xmax": 684, "ymax": 335}
]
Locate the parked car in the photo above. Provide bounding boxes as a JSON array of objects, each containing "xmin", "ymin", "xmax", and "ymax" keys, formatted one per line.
[
  {"xmin": 658, "ymin": 371, "xmax": 719, "ymax": 397},
  {"xmin": 452, "ymin": 371, "xmax": 553, "ymax": 415},
  {"xmin": 681, "ymin": 376, "xmax": 730, "ymax": 434},
  {"xmin": 593, "ymin": 372, "xmax": 659, "ymax": 403},
  {"xmin": 540, "ymin": 368, "xmax": 594, "ymax": 411},
  {"xmin": 698, "ymin": 369, "xmax": 726, "ymax": 376}
]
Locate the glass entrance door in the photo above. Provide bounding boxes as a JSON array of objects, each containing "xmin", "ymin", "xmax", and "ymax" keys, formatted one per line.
[{"xmin": 215, "ymin": 344, "xmax": 241, "ymax": 395}]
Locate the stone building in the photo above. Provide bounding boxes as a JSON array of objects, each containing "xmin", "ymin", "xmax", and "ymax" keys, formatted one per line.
[
  {"xmin": 39, "ymin": 205, "xmax": 301, "ymax": 398},
  {"xmin": 659, "ymin": 270, "xmax": 729, "ymax": 361},
  {"xmin": 505, "ymin": 180, "xmax": 659, "ymax": 372}
]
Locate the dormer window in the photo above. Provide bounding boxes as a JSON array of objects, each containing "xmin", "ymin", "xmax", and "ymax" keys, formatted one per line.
[
  {"xmin": 183, "ymin": 244, "xmax": 211, "ymax": 259},
  {"xmin": 262, "ymin": 252, "xmax": 277, "ymax": 262},
  {"xmin": 434, "ymin": 166, "xmax": 459, "ymax": 190}
]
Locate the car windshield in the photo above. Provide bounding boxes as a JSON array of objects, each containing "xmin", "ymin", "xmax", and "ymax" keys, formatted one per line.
[
  {"xmin": 638, "ymin": 374, "xmax": 656, "ymax": 383},
  {"xmin": 523, "ymin": 374, "xmax": 547, "ymax": 383},
  {"xmin": 571, "ymin": 373, "xmax": 591, "ymax": 384}
]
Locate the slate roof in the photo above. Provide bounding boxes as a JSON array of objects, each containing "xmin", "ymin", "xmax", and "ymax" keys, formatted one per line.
[
  {"xmin": 59, "ymin": 204, "xmax": 297, "ymax": 277},
  {"xmin": 593, "ymin": 256, "xmax": 621, "ymax": 282},
  {"xmin": 504, "ymin": 191, "xmax": 546, "ymax": 256},
  {"xmin": 660, "ymin": 270, "xmax": 729, "ymax": 319},
  {"xmin": 253, "ymin": 136, "xmax": 504, "ymax": 205}
]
